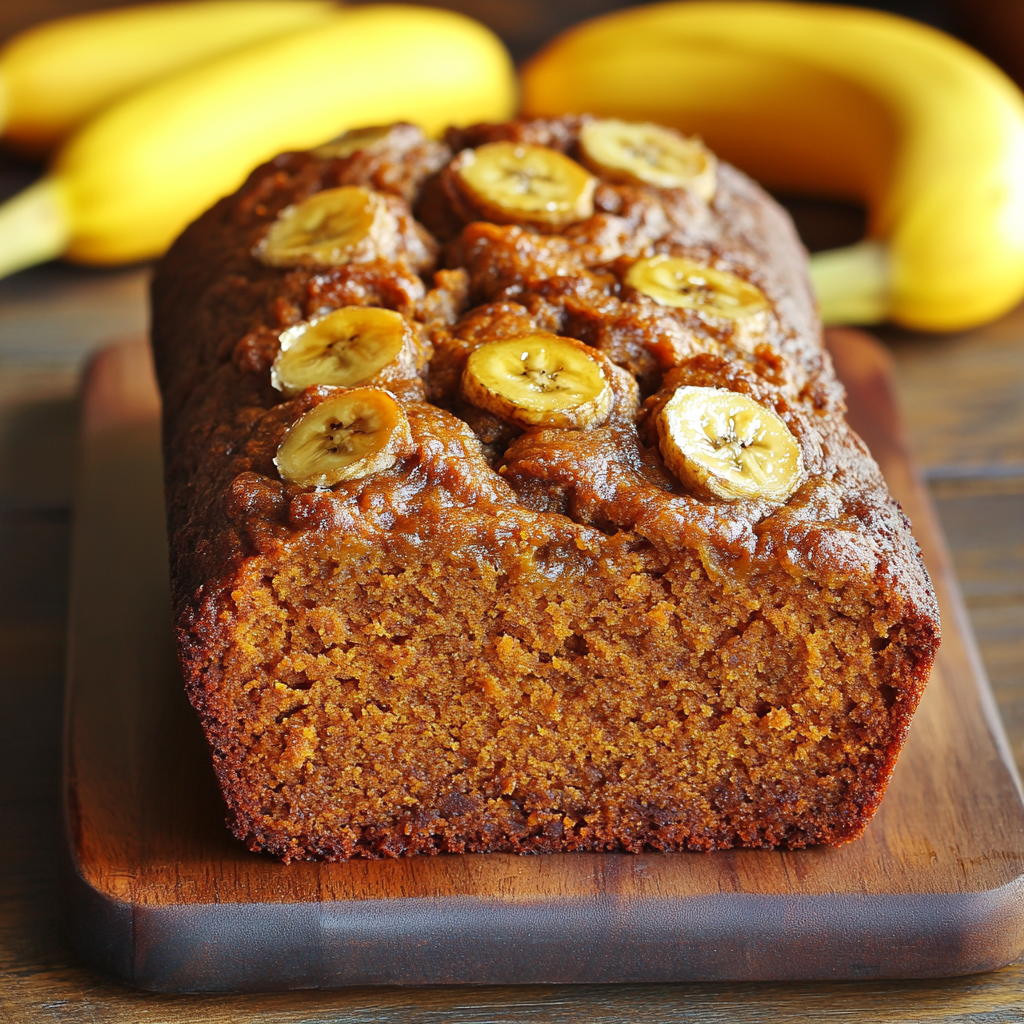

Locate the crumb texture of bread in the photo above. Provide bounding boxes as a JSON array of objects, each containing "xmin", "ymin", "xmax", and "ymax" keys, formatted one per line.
[{"xmin": 151, "ymin": 117, "xmax": 940, "ymax": 861}]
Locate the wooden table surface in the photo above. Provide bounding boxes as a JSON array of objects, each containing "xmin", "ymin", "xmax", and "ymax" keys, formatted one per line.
[{"xmin": 2, "ymin": 2, "xmax": 1024, "ymax": 1019}]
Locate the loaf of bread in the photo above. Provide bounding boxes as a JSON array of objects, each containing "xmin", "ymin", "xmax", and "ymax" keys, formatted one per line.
[{"xmin": 151, "ymin": 117, "xmax": 940, "ymax": 861}]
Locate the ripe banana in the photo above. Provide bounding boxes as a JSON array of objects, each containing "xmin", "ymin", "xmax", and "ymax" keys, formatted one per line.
[
  {"xmin": 275, "ymin": 387, "xmax": 413, "ymax": 487},
  {"xmin": 0, "ymin": 4, "xmax": 515, "ymax": 278},
  {"xmin": 521, "ymin": 2, "xmax": 1024, "ymax": 332},
  {"xmin": 273, "ymin": 307, "xmax": 414, "ymax": 396},
  {"xmin": 452, "ymin": 142, "xmax": 596, "ymax": 227},
  {"xmin": 0, "ymin": 1, "xmax": 339, "ymax": 155},
  {"xmin": 657, "ymin": 386, "xmax": 803, "ymax": 502},
  {"xmin": 462, "ymin": 335, "xmax": 612, "ymax": 429}
]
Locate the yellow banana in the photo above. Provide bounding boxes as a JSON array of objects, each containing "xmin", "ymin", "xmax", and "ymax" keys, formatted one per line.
[
  {"xmin": 0, "ymin": 4, "xmax": 515, "ymax": 277},
  {"xmin": 521, "ymin": 2, "xmax": 1024, "ymax": 333},
  {"xmin": 0, "ymin": 1, "xmax": 339, "ymax": 155}
]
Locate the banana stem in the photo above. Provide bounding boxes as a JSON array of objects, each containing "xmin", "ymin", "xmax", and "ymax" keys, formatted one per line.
[
  {"xmin": 0, "ymin": 178, "xmax": 70, "ymax": 280},
  {"xmin": 808, "ymin": 240, "xmax": 891, "ymax": 326}
]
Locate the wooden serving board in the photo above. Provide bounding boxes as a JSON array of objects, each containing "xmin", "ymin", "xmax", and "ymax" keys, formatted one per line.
[{"xmin": 62, "ymin": 329, "xmax": 1024, "ymax": 993}]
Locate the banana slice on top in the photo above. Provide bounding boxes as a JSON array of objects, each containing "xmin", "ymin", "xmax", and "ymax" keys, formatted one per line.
[
  {"xmin": 462, "ymin": 335, "xmax": 612, "ymax": 429},
  {"xmin": 657, "ymin": 386, "xmax": 803, "ymax": 501},
  {"xmin": 275, "ymin": 388, "xmax": 413, "ymax": 487},
  {"xmin": 627, "ymin": 256, "xmax": 770, "ymax": 348},
  {"xmin": 257, "ymin": 186, "xmax": 395, "ymax": 267},
  {"xmin": 579, "ymin": 119, "xmax": 717, "ymax": 200},
  {"xmin": 453, "ymin": 142, "xmax": 596, "ymax": 227},
  {"xmin": 313, "ymin": 125, "xmax": 394, "ymax": 160},
  {"xmin": 628, "ymin": 255, "xmax": 769, "ymax": 319},
  {"xmin": 315, "ymin": 123, "xmax": 428, "ymax": 161},
  {"xmin": 272, "ymin": 307, "xmax": 413, "ymax": 396}
]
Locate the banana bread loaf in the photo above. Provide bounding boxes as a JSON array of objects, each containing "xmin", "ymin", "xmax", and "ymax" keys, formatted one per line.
[{"xmin": 151, "ymin": 116, "xmax": 940, "ymax": 861}]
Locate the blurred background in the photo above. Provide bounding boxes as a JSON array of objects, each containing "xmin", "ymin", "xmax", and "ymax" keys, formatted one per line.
[
  {"xmin": 2, "ymin": 0, "xmax": 1022, "ymax": 258},
  {"xmin": 3, "ymin": 0, "xmax": 1024, "ymax": 72}
]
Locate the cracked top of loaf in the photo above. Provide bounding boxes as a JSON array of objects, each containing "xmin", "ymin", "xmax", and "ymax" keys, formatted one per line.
[{"xmin": 151, "ymin": 117, "xmax": 937, "ymax": 635}]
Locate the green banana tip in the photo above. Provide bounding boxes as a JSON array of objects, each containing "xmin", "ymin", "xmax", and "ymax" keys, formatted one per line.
[
  {"xmin": 809, "ymin": 239, "xmax": 891, "ymax": 326},
  {"xmin": 0, "ymin": 177, "xmax": 70, "ymax": 281}
]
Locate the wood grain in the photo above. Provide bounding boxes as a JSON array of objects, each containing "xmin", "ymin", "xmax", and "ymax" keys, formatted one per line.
[{"xmin": 58, "ymin": 330, "xmax": 1024, "ymax": 992}]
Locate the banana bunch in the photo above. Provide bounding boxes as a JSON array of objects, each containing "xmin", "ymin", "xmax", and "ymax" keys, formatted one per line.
[
  {"xmin": 0, "ymin": 3, "xmax": 515, "ymax": 279},
  {"xmin": 0, "ymin": 1, "xmax": 338, "ymax": 155},
  {"xmin": 521, "ymin": 2, "xmax": 1024, "ymax": 332}
]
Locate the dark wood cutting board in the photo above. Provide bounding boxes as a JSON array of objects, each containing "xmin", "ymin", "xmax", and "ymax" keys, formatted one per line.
[{"xmin": 62, "ymin": 329, "xmax": 1024, "ymax": 993}]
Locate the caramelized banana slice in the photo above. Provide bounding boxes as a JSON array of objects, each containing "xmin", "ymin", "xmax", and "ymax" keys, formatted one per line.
[
  {"xmin": 453, "ymin": 142, "xmax": 596, "ymax": 227},
  {"xmin": 272, "ymin": 307, "xmax": 413, "ymax": 396},
  {"xmin": 579, "ymin": 119, "xmax": 716, "ymax": 199},
  {"xmin": 275, "ymin": 388, "xmax": 413, "ymax": 487},
  {"xmin": 257, "ymin": 185, "xmax": 395, "ymax": 267},
  {"xmin": 627, "ymin": 256, "xmax": 769, "ymax": 319},
  {"xmin": 313, "ymin": 125, "xmax": 395, "ymax": 160},
  {"xmin": 657, "ymin": 386, "xmax": 803, "ymax": 501},
  {"xmin": 627, "ymin": 256, "xmax": 770, "ymax": 349},
  {"xmin": 462, "ymin": 335, "xmax": 611, "ymax": 429}
]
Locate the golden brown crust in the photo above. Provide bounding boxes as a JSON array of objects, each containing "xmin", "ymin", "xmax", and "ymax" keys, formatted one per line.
[{"xmin": 152, "ymin": 119, "xmax": 939, "ymax": 862}]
